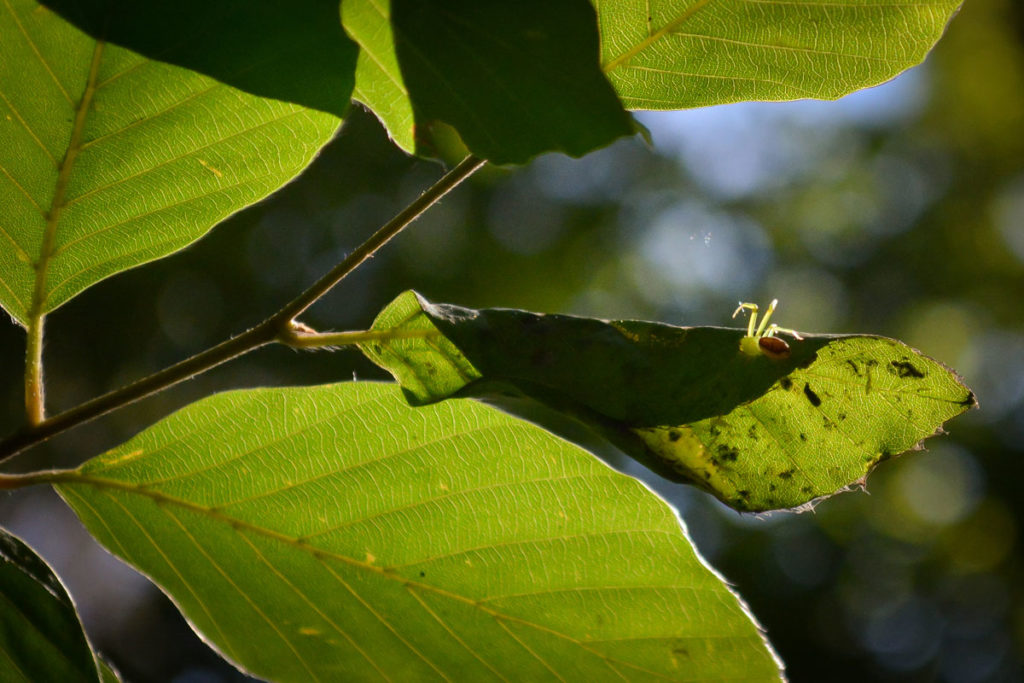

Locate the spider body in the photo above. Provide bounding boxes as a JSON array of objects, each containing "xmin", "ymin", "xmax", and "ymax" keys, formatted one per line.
[
  {"xmin": 732, "ymin": 299, "xmax": 802, "ymax": 360},
  {"xmin": 757, "ymin": 335, "xmax": 791, "ymax": 359}
]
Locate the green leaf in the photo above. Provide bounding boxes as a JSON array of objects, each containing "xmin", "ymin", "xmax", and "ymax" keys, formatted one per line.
[
  {"xmin": 0, "ymin": 0, "xmax": 342, "ymax": 325},
  {"xmin": 596, "ymin": 0, "xmax": 964, "ymax": 109},
  {"xmin": 343, "ymin": 0, "xmax": 634, "ymax": 163},
  {"xmin": 360, "ymin": 291, "xmax": 976, "ymax": 512},
  {"xmin": 98, "ymin": 660, "xmax": 120, "ymax": 683},
  {"xmin": 341, "ymin": 0, "xmax": 417, "ymax": 154},
  {"xmin": 53, "ymin": 382, "xmax": 783, "ymax": 682},
  {"xmin": 0, "ymin": 526, "xmax": 101, "ymax": 682},
  {"xmin": 38, "ymin": 0, "xmax": 357, "ymax": 118}
]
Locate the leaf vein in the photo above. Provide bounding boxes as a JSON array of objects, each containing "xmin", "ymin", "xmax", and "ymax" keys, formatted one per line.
[
  {"xmin": 315, "ymin": 560, "xmax": 452, "ymax": 681},
  {"xmin": 296, "ymin": 472, "xmax": 615, "ymax": 543},
  {"xmin": 495, "ymin": 619, "xmax": 566, "ymax": 683},
  {"xmin": 60, "ymin": 472, "xmax": 693, "ymax": 681},
  {"xmin": 158, "ymin": 504, "xmax": 324, "ymax": 682},
  {"xmin": 2, "ymin": 0, "xmax": 72, "ymax": 102},
  {"xmin": 61, "ymin": 108, "xmax": 311, "ymax": 210},
  {"xmin": 0, "ymin": 89, "xmax": 57, "ymax": 165},
  {"xmin": 405, "ymin": 585, "xmax": 509, "ymax": 682},
  {"xmin": 0, "ymin": 160, "xmax": 44, "ymax": 215},
  {"xmin": 669, "ymin": 30, "xmax": 897, "ymax": 65},
  {"xmin": 233, "ymin": 531, "xmax": 392, "ymax": 682},
  {"xmin": 0, "ymin": 590, "xmax": 86, "ymax": 674},
  {"xmin": 74, "ymin": 488, "xmax": 241, "ymax": 663}
]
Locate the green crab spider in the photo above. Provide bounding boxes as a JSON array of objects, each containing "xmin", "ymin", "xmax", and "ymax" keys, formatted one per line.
[{"xmin": 732, "ymin": 299, "xmax": 803, "ymax": 359}]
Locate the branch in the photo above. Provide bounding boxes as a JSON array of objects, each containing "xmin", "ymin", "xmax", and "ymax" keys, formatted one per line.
[
  {"xmin": 0, "ymin": 155, "xmax": 485, "ymax": 462},
  {"xmin": 271, "ymin": 156, "xmax": 486, "ymax": 322}
]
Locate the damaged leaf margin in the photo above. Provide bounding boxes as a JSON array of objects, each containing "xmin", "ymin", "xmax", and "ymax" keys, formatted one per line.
[{"xmin": 360, "ymin": 291, "xmax": 976, "ymax": 512}]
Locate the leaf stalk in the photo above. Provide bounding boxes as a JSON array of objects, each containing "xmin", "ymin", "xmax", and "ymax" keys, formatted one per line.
[
  {"xmin": 24, "ymin": 314, "xmax": 45, "ymax": 427},
  {"xmin": 281, "ymin": 325, "xmax": 441, "ymax": 349}
]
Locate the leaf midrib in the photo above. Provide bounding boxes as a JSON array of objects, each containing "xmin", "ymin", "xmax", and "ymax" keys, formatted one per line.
[
  {"xmin": 53, "ymin": 470, "xmax": 685, "ymax": 682},
  {"xmin": 29, "ymin": 40, "xmax": 104, "ymax": 322},
  {"xmin": 601, "ymin": 0, "xmax": 714, "ymax": 74}
]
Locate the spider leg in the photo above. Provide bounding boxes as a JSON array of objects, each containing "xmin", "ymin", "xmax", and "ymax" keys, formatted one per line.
[
  {"xmin": 765, "ymin": 323, "xmax": 803, "ymax": 340},
  {"xmin": 733, "ymin": 302, "xmax": 759, "ymax": 337},
  {"xmin": 754, "ymin": 299, "xmax": 779, "ymax": 338}
]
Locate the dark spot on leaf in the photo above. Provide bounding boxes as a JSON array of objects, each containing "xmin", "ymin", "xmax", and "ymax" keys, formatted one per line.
[
  {"xmin": 802, "ymin": 486, "xmax": 814, "ymax": 494},
  {"xmin": 823, "ymin": 416, "xmax": 835, "ymax": 429},
  {"xmin": 703, "ymin": 471, "xmax": 711, "ymax": 480},
  {"xmin": 668, "ymin": 430, "xmax": 682, "ymax": 442},
  {"xmin": 846, "ymin": 359, "xmax": 861, "ymax": 376},
  {"xmin": 673, "ymin": 646, "xmax": 689, "ymax": 657},
  {"xmin": 419, "ymin": 571, "xmax": 426, "ymax": 577},
  {"xmin": 799, "ymin": 433, "xmax": 808, "ymax": 441},
  {"xmin": 748, "ymin": 425, "xmax": 758, "ymax": 439},
  {"xmin": 716, "ymin": 445, "xmax": 739, "ymax": 462},
  {"xmin": 779, "ymin": 469, "xmax": 795, "ymax": 480},
  {"xmin": 803, "ymin": 383, "xmax": 822, "ymax": 407},
  {"xmin": 737, "ymin": 490, "xmax": 750, "ymax": 499},
  {"xmin": 780, "ymin": 377, "xmax": 793, "ymax": 390},
  {"xmin": 710, "ymin": 425, "xmax": 721, "ymax": 437},
  {"xmin": 769, "ymin": 483, "xmax": 777, "ymax": 492},
  {"xmin": 890, "ymin": 359, "xmax": 925, "ymax": 378},
  {"xmin": 838, "ymin": 413, "xmax": 847, "ymax": 421},
  {"xmin": 960, "ymin": 391, "xmax": 977, "ymax": 407},
  {"xmin": 373, "ymin": 343, "xmax": 383, "ymax": 353}
]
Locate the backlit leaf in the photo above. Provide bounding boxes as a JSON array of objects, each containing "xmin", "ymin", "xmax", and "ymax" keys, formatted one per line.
[
  {"xmin": 0, "ymin": 0, "xmax": 342, "ymax": 325},
  {"xmin": 596, "ymin": 0, "xmax": 964, "ymax": 109},
  {"xmin": 360, "ymin": 291, "xmax": 976, "ymax": 511},
  {"xmin": 53, "ymin": 383, "xmax": 783, "ymax": 681}
]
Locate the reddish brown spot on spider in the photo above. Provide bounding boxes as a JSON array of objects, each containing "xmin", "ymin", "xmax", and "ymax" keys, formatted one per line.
[{"xmin": 758, "ymin": 336, "xmax": 791, "ymax": 359}]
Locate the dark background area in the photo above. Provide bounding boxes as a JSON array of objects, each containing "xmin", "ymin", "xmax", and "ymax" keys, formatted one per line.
[{"xmin": 1, "ymin": 0, "xmax": 1022, "ymax": 680}]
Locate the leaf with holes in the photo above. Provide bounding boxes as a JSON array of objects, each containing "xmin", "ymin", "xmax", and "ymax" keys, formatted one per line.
[
  {"xmin": 0, "ymin": 525, "xmax": 103, "ymax": 682},
  {"xmin": 0, "ymin": 0, "xmax": 344, "ymax": 326},
  {"xmin": 342, "ymin": 0, "xmax": 634, "ymax": 162},
  {"xmin": 51, "ymin": 382, "xmax": 783, "ymax": 681},
  {"xmin": 595, "ymin": 0, "xmax": 964, "ymax": 109},
  {"xmin": 359, "ymin": 291, "xmax": 976, "ymax": 512}
]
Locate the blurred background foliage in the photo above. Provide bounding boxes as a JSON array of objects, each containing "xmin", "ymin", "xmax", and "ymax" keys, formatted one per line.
[{"xmin": 1, "ymin": 0, "xmax": 1022, "ymax": 680}]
